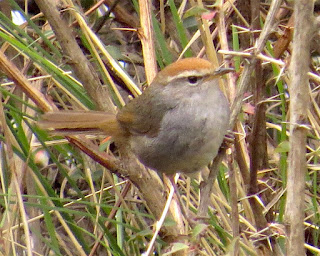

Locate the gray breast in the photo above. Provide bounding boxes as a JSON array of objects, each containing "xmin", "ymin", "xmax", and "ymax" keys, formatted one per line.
[{"xmin": 130, "ymin": 87, "xmax": 230, "ymax": 174}]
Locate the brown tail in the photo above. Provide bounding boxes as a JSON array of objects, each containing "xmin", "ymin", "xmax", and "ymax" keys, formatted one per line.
[{"xmin": 38, "ymin": 111, "xmax": 122, "ymax": 136}]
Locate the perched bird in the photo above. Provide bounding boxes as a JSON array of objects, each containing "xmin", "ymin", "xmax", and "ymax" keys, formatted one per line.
[{"xmin": 39, "ymin": 58, "xmax": 231, "ymax": 175}]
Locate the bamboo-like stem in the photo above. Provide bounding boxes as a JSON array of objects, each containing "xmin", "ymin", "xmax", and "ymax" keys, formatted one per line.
[{"xmin": 285, "ymin": 1, "xmax": 314, "ymax": 255}]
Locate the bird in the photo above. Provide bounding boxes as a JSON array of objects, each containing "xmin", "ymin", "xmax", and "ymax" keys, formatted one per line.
[{"xmin": 39, "ymin": 57, "xmax": 232, "ymax": 175}]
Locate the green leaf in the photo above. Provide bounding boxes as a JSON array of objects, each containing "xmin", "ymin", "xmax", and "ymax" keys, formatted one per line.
[
  {"xmin": 162, "ymin": 243, "xmax": 189, "ymax": 256},
  {"xmin": 191, "ymin": 223, "xmax": 208, "ymax": 239},
  {"xmin": 183, "ymin": 6, "xmax": 208, "ymax": 19},
  {"xmin": 275, "ymin": 141, "xmax": 290, "ymax": 153}
]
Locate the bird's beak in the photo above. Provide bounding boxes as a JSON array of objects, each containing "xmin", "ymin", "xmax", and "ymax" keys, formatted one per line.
[{"xmin": 213, "ymin": 67, "xmax": 235, "ymax": 76}]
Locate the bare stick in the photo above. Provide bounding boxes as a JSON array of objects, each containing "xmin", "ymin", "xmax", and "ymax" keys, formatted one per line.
[{"xmin": 284, "ymin": 1, "xmax": 314, "ymax": 255}]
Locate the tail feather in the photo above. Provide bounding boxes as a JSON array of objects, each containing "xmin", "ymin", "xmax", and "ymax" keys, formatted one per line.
[{"xmin": 38, "ymin": 111, "xmax": 121, "ymax": 136}]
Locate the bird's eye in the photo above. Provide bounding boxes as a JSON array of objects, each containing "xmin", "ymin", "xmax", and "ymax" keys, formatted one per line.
[{"xmin": 188, "ymin": 76, "xmax": 198, "ymax": 84}]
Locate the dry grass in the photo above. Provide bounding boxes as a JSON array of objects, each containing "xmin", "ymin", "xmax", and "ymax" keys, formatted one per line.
[{"xmin": 0, "ymin": 0, "xmax": 319, "ymax": 255}]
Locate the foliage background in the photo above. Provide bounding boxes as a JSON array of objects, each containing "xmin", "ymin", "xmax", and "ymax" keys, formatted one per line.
[{"xmin": 0, "ymin": 0, "xmax": 318, "ymax": 255}]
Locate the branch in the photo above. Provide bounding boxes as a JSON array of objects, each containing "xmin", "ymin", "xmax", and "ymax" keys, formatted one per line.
[{"xmin": 285, "ymin": 1, "xmax": 314, "ymax": 255}]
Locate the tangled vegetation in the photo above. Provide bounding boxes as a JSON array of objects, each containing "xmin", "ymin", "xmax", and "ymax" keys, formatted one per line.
[{"xmin": 0, "ymin": 0, "xmax": 318, "ymax": 255}]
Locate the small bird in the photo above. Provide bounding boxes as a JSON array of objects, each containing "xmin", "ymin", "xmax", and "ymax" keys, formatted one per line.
[{"xmin": 39, "ymin": 58, "xmax": 231, "ymax": 175}]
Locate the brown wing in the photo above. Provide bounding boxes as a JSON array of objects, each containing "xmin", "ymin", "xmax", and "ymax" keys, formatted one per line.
[{"xmin": 116, "ymin": 87, "xmax": 169, "ymax": 138}]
